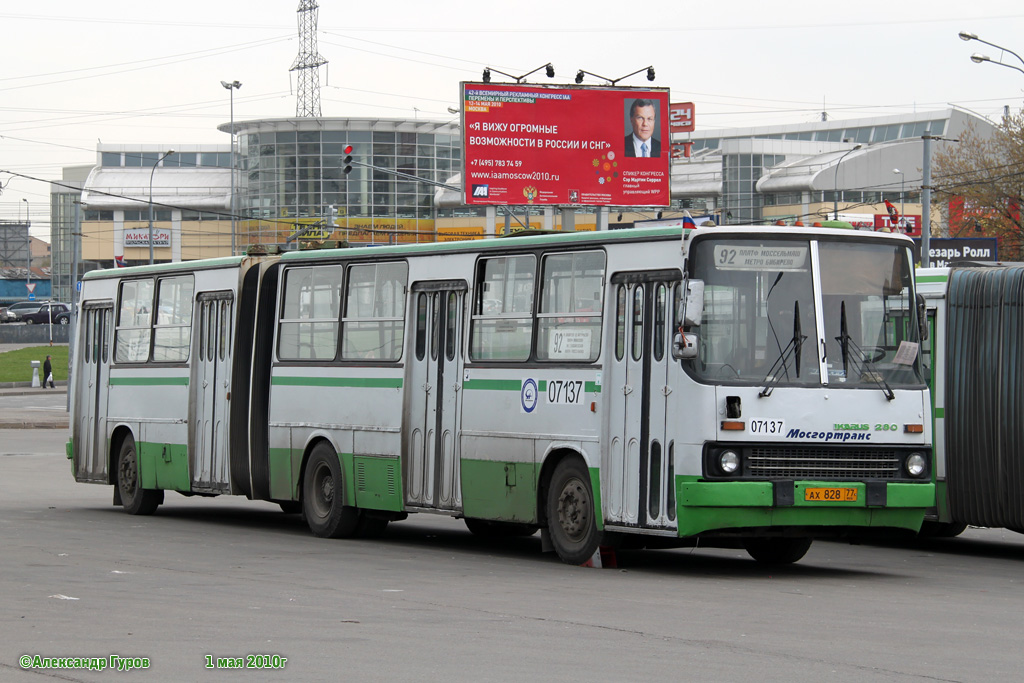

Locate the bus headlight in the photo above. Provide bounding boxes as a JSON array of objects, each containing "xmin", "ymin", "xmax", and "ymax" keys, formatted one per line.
[
  {"xmin": 719, "ymin": 450, "xmax": 741, "ymax": 475},
  {"xmin": 906, "ymin": 452, "xmax": 927, "ymax": 478}
]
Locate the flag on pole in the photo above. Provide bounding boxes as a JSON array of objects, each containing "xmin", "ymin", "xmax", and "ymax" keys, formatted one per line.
[
  {"xmin": 682, "ymin": 210, "xmax": 696, "ymax": 228},
  {"xmin": 883, "ymin": 199, "xmax": 901, "ymax": 231},
  {"xmin": 114, "ymin": 255, "xmax": 126, "ymax": 268}
]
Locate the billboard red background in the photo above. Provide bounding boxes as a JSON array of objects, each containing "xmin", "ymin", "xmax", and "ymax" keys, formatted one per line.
[{"xmin": 461, "ymin": 83, "xmax": 671, "ymax": 207}]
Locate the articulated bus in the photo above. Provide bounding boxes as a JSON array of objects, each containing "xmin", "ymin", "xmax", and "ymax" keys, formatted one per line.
[
  {"xmin": 69, "ymin": 226, "xmax": 934, "ymax": 565},
  {"xmin": 917, "ymin": 265, "xmax": 1024, "ymax": 537}
]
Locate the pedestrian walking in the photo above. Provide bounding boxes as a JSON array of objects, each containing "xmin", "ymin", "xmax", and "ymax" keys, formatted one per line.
[{"xmin": 42, "ymin": 354, "xmax": 55, "ymax": 389}]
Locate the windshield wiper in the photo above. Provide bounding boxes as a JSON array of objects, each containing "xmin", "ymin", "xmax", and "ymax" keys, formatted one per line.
[
  {"xmin": 836, "ymin": 301, "xmax": 895, "ymax": 401},
  {"xmin": 759, "ymin": 300, "xmax": 806, "ymax": 398}
]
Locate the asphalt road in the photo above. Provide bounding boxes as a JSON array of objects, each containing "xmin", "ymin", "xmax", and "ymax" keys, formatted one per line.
[{"xmin": 2, "ymin": 430, "xmax": 1022, "ymax": 682}]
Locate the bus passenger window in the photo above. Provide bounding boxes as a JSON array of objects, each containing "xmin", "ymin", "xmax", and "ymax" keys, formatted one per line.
[
  {"xmin": 342, "ymin": 262, "xmax": 407, "ymax": 361},
  {"xmin": 632, "ymin": 285, "xmax": 644, "ymax": 362},
  {"xmin": 615, "ymin": 285, "xmax": 626, "ymax": 361},
  {"xmin": 114, "ymin": 278, "xmax": 154, "ymax": 363},
  {"xmin": 654, "ymin": 284, "xmax": 667, "ymax": 361},
  {"xmin": 445, "ymin": 291, "xmax": 458, "ymax": 361},
  {"xmin": 536, "ymin": 251, "xmax": 605, "ymax": 362},
  {"xmin": 470, "ymin": 255, "xmax": 535, "ymax": 361},
  {"xmin": 153, "ymin": 275, "xmax": 194, "ymax": 363},
  {"xmin": 415, "ymin": 293, "xmax": 427, "ymax": 361},
  {"xmin": 278, "ymin": 265, "xmax": 342, "ymax": 361}
]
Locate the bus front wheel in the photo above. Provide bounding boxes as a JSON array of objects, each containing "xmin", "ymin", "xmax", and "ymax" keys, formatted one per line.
[
  {"xmin": 302, "ymin": 444, "xmax": 359, "ymax": 538},
  {"xmin": 545, "ymin": 458, "xmax": 601, "ymax": 564},
  {"xmin": 116, "ymin": 436, "xmax": 162, "ymax": 515},
  {"xmin": 743, "ymin": 537, "xmax": 812, "ymax": 565}
]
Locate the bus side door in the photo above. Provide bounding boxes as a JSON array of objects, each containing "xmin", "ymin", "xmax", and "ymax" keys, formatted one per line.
[
  {"xmin": 75, "ymin": 303, "xmax": 113, "ymax": 482},
  {"xmin": 405, "ymin": 282, "xmax": 467, "ymax": 511},
  {"xmin": 606, "ymin": 272, "xmax": 681, "ymax": 530},
  {"xmin": 190, "ymin": 291, "xmax": 234, "ymax": 492}
]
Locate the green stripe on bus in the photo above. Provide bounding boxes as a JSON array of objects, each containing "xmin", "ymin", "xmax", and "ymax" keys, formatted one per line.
[
  {"xmin": 463, "ymin": 379, "xmax": 521, "ymax": 391},
  {"xmin": 108, "ymin": 377, "xmax": 189, "ymax": 386},
  {"xmin": 935, "ymin": 407, "xmax": 944, "ymax": 419},
  {"xmin": 272, "ymin": 376, "xmax": 403, "ymax": 389},
  {"xmin": 917, "ymin": 275, "xmax": 948, "ymax": 283}
]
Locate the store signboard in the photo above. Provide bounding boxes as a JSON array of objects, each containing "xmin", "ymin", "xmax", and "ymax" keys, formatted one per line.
[
  {"xmin": 124, "ymin": 229, "xmax": 170, "ymax": 247},
  {"xmin": 669, "ymin": 102, "xmax": 695, "ymax": 132},
  {"xmin": 461, "ymin": 83, "xmax": 671, "ymax": 207}
]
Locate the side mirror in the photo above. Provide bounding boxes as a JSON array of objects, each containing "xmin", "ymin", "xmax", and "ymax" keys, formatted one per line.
[
  {"xmin": 683, "ymin": 279, "xmax": 705, "ymax": 326},
  {"xmin": 916, "ymin": 293, "xmax": 929, "ymax": 342},
  {"xmin": 672, "ymin": 332, "xmax": 699, "ymax": 360}
]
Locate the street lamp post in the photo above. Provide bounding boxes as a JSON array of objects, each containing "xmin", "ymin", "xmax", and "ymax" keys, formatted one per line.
[
  {"xmin": 22, "ymin": 198, "xmax": 29, "ymax": 292},
  {"xmin": 148, "ymin": 150, "xmax": 174, "ymax": 265},
  {"xmin": 221, "ymin": 80, "xmax": 242, "ymax": 256},
  {"xmin": 893, "ymin": 168, "xmax": 905, "ymax": 228},
  {"xmin": 833, "ymin": 144, "xmax": 862, "ymax": 220},
  {"xmin": 960, "ymin": 31, "xmax": 1024, "ymax": 76}
]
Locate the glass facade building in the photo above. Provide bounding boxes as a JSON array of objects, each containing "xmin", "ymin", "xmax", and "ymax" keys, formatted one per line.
[{"xmin": 230, "ymin": 118, "xmax": 463, "ymax": 245}]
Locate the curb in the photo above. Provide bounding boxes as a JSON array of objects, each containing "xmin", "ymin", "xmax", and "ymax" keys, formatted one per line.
[{"xmin": 0, "ymin": 421, "xmax": 68, "ymax": 430}]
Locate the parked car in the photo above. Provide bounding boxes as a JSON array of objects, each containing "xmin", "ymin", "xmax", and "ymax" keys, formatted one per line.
[
  {"xmin": 20, "ymin": 302, "xmax": 70, "ymax": 325},
  {"xmin": 2, "ymin": 301, "xmax": 44, "ymax": 322},
  {"xmin": 54, "ymin": 310, "xmax": 73, "ymax": 325}
]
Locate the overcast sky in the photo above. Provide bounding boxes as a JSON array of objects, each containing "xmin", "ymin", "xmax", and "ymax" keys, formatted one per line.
[{"xmin": 2, "ymin": 1, "xmax": 1022, "ymax": 238}]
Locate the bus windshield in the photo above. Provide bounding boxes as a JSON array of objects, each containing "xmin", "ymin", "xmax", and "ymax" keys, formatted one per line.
[{"xmin": 689, "ymin": 237, "xmax": 924, "ymax": 389}]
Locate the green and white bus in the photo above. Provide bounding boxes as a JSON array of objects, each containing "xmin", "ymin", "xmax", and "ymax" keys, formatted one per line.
[
  {"xmin": 69, "ymin": 225, "xmax": 934, "ymax": 565},
  {"xmin": 917, "ymin": 264, "xmax": 1024, "ymax": 537}
]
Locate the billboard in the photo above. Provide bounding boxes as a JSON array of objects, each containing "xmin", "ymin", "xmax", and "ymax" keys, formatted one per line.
[{"xmin": 461, "ymin": 83, "xmax": 671, "ymax": 207}]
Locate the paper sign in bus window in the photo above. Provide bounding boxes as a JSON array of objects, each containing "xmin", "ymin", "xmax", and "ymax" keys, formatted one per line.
[
  {"xmin": 713, "ymin": 245, "xmax": 808, "ymax": 271},
  {"xmin": 548, "ymin": 328, "xmax": 593, "ymax": 359}
]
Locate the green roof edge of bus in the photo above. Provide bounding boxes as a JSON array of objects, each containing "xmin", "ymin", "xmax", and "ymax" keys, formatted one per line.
[{"xmin": 82, "ymin": 255, "xmax": 248, "ymax": 280}]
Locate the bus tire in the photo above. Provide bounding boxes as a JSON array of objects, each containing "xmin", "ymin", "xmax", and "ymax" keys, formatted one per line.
[
  {"xmin": 116, "ymin": 436, "xmax": 162, "ymax": 516},
  {"xmin": 464, "ymin": 518, "xmax": 539, "ymax": 538},
  {"xmin": 919, "ymin": 520, "xmax": 968, "ymax": 538},
  {"xmin": 743, "ymin": 537, "xmax": 812, "ymax": 565},
  {"xmin": 545, "ymin": 458, "xmax": 601, "ymax": 564},
  {"xmin": 302, "ymin": 444, "xmax": 359, "ymax": 539}
]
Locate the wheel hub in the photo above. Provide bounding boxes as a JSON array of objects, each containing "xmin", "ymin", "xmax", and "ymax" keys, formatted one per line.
[{"xmin": 557, "ymin": 479, "xmax": 589, "ymax": 540}]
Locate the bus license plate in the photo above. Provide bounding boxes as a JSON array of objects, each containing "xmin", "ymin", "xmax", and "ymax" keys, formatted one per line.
[{"xmin": 804, "ymin": 487, "xmax": 858, "ymax": 502}]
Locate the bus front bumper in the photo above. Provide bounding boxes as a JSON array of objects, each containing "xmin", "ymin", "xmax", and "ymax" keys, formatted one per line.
[{"xmin": 675, "ymin": 479, "xmax": 934, "ymax": 537}]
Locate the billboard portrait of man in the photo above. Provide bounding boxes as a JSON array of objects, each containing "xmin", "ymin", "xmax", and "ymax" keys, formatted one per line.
[{"xmin": 624, "ymin": 98, "xmax": 661, "ymax": 158}]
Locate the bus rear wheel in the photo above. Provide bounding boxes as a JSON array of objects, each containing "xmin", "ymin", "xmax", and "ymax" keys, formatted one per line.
[
  {"xmin": 116, "ymin": 436, "xmax": 162, "ymax": 515},
  {"xmin": 545, "ymin": 458, "xmax": 601, "ymax": 564},
  {"xmin": 302, "ymin": 443, "xmax": 359, "ymax": 538},
  {"xmin": 743, "ymin": 537, "xmax": 812, "ymax": 565}
]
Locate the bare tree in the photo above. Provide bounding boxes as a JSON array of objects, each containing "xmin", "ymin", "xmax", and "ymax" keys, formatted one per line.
[{"xmin": 933, "ymin": 110, "xmax": 1024, "ymax": 259}]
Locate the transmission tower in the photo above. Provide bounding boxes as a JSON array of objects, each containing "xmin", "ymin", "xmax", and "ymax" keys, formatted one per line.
[{"xmin": 290, "ymin": 0, "xmax": 328, "ymax": 117}]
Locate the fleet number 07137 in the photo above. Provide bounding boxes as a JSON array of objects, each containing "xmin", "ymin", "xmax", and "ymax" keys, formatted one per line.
[{"xmin": 749, "ymin": 419, "xmax": 785, "ymax": 435}]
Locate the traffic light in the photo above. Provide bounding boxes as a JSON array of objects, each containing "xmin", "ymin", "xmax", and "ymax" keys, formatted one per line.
[{"xmin": 343, "ymin": 145, "xmax": 353, "ymax": 175}]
